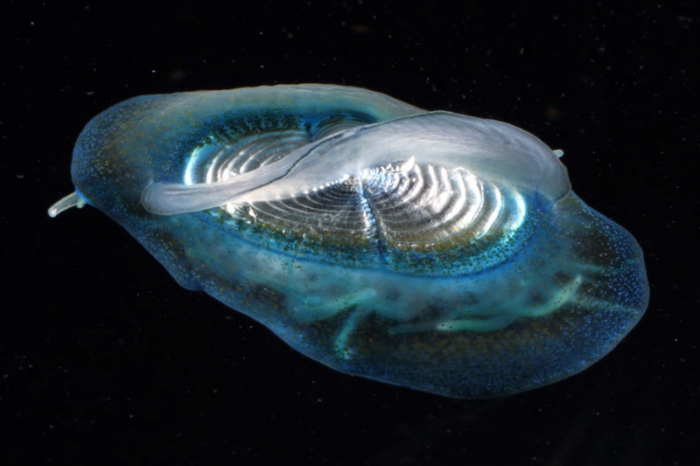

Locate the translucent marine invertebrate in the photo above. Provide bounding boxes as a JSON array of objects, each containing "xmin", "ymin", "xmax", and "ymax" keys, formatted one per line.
[{"xmin": 49, "ymin": 84, "xmax": 649, "ymax": 397}]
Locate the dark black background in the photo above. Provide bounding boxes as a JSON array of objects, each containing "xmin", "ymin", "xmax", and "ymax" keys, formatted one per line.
[{"xmin": 4, "ymin": 1, "xmax": 697, "ymax": 465}]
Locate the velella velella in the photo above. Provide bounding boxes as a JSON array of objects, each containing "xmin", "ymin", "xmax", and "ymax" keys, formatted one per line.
[{"xmin": 49, "ymin": 84, "xmax": 649, "ymax": 398}]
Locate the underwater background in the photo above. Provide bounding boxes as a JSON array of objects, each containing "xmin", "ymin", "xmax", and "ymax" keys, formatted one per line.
[{"xmin": 4, "ymin": 1, "xmax": 697, "ymax": 464}]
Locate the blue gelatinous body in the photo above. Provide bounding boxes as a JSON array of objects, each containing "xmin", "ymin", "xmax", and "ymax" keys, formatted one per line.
[{"xmin": 50, "ymin": 84, "xmax": 649, "ymax": 398}]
